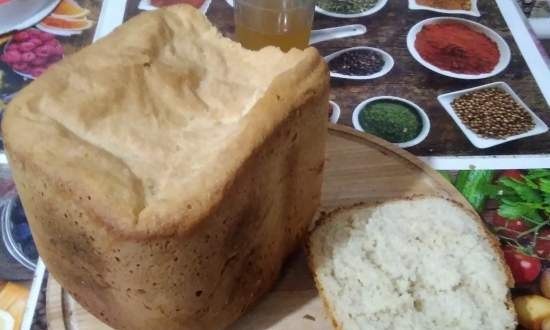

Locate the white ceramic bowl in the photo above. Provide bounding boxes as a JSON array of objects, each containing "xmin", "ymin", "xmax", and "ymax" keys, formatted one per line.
[
  {"xmin": 325, "ymin": 46, "xmax": 394, "ymax": 80},
  {"xmin": 407, "ymin": 17, "xmax": 511, "ymax": 80},
  {"xmin": 437, "ymin": 81, "xmax": 549, "ymax": 149},
  {"xmin": 408, "ymin": 0, "xmax": 480, "ymax": 17},
  {"xmin": 352, "ymin": 96, "xmax": 431, "ymax": 148},
  {"xmin": 315, "ymin": 0, "xmax": 388, "ymax": 18},
  {"xmin": 138, "ymin": 0, "xmax": 211, "ymax": 13},
  {"xmin": 329, "ymin": 100, "xmax": 341, "ymax": 124},
  {"xmin": 0, "ymin": 0, "xmax": 60, "ymax": 35}
]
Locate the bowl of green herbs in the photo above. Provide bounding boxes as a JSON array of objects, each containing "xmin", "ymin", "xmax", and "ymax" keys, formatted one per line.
[
  {"xmin": 316, "ymin": 0, "xmax": 389, "ymax": 18},
  {"xmin": 352, "ymin": 96, "xmax": 430, "ymax": 148}
]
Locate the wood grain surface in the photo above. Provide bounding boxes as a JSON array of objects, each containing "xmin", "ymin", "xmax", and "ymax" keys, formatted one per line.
[
  {"xmin": 46, "ymin": 124, "xmax": 471, "ymax": 330},
  {"xmin": 123, "ymin": 0, "xmax": 550, "ymax": 158}
]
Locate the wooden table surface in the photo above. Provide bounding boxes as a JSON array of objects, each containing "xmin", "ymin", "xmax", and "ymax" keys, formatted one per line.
[{"xmin": 124, "ymin": 0, "xmax": 550, "ymax": 158}]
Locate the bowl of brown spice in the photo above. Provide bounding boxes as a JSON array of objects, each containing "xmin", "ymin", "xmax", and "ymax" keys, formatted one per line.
[
  {"xmin": 438, "ymin": 82, "xmax": 549, "ymax": 149},
  {"xmin": 408, "ymin": 0, "xmax": 480, "ymax": 17}
]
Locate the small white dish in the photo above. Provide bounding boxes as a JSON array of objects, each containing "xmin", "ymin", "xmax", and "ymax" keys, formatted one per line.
[
  {"xmin": 437, "ymin": 82, "xmax": 549, "ymax": 149},
  {"xmin": 138, "ymin": 0, "xmax": 211, "ymax": 14},
  {"xmin": 329, "ymin": 100, "xmax": 341, "ymax": 124},
  {"xmin": 408, "ymin": 0, "xmax": 480, "ymax": 17},
  {"xmin": 315, "ymin": 0, "xmax": 388, "ymax": 19},
  {"xmin": 0, "ymin": 0, "xmax": 60, "ymax": 35},
  {"xmin": 36, "ymin": 21, "xmax": 90, "ymax": 36},
  {"xmin": 352, "ymin": 96, "xmax": 431, "ymax": 148},
  {"xmin": 325, "ymin": 46, "xmax": 394, "ymax": 80},
  {"xmin": 225, "ymin": 0, "xmax": 234, "ymax": 6},
  {"xmin": 407, "ymin": 17, "xmax": 511, "ymax": 80}
]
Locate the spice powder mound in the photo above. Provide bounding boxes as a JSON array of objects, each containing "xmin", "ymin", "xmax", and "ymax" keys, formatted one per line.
[
  {"xmin": 415, "ymin": 22, "xmax": 500, "ymax": 74},
  {"xmin": 451, "ymin": 88, "xmax": 535, "ymax": 139},
  {"xmin": 416, "ymin": 0, "xmax": 471, "ymax": 10}
]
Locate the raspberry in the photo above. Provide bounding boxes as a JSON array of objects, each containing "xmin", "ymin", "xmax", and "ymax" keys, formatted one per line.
[
  {"xmin": 21, "ymin": 52, "xmax": 36, "ymax": 63},
  {"xmin": 1, "ymin": 50, "xmax": 22, "ymax": 64},
  {"xmin": 13, "ymin": 31, "xmax": 30, "ymax": 42},
  {"xmin": 31, "ymin": 57, "xmax": 47, "ymax": 66},
  {"xmin": 18, "ymin": 41, "xmax": 36, "ymax": 52},
  {"xmin": 13, "ymin": 62, "xmax": 30, "ymax": 73},
  {"xmin": 35, "ymin": 45, "xmax": 52, "ymax": 58}
]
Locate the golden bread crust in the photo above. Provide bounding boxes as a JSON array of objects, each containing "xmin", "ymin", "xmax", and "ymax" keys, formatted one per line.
[{"xmin": 3, "ymin": 5, "xmax": 329, "ymax": 330}]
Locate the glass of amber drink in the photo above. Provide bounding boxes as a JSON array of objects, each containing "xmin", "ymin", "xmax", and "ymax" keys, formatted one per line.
[{"xmin": 234, "ymin": 0, "xmax": 315, "ymax": 52}]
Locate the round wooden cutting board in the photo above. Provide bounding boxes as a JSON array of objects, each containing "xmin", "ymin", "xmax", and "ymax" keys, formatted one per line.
[{"xmin": 46, "ymin": 125, "xmax": 470, "ymax": 330}]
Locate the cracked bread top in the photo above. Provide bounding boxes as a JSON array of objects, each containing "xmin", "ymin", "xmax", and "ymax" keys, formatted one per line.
[{"xmin": 2, "ymin": 5, "xmax": 327, "ymax": 235}]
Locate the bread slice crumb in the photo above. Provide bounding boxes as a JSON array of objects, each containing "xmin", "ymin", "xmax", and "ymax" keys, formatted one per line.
[{"xmin": 307, "ymin": 197, "xmax": 516, "ymax": 330}]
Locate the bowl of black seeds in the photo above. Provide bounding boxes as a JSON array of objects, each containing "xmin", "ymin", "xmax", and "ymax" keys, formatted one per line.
[
  {"xmin": 316, "ymin": 0, "xmax": 389, "ymax": 18},
  {"xmin": 325, "ymin": 46, "xmax": 394, "ymax": 80}
]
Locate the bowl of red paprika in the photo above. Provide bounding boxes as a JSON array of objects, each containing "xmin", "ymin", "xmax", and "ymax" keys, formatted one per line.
[{"xmin": 407, "ymin": 17, "xmax": 511, "ymax": 80}]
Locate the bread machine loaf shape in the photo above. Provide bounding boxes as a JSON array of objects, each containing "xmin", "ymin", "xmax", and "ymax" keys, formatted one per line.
[{"xmin": 2, "ymin": 6, "xmax": 329, "ymax": 330}]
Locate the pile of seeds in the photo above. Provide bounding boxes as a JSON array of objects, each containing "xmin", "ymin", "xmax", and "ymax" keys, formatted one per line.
[
  {"xmin": 329, "ymin": 49, "xmax": 385, "ymax": 76},
  {"xmin": 317, "ymin": 0, "xmax": 378, "ymax": 14},
  {"xmin": 451, "ymin": 88, "xmax": 535, "ymax": 139}
]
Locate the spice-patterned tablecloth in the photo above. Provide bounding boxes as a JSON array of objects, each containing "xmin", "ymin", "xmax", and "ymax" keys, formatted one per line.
[
  {"xmin": 126, "ymin": 0, "xmax": 550, "ymax": 168},
  {"xmin": 0, "ymin": 1, "xmax": 102, "ymax": 329},
  {"xmin": 0, "ymin": 1, "xmax": 547, "ymax": 329}
]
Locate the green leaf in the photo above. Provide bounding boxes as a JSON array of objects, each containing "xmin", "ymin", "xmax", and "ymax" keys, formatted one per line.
[
  {"xmin": 540, "ymin": 178, "xmax": 550, "ymax": 194},
  {"xmin": 523, "ymin": 209, "xmax": 545, "ymax": 224},
  {"xmin": 501, "ymin": 196, "xmax": 522, "ymax": 205},
  {"xmin": 480, "ymin": 184, "xmax": 501, "ymax": 198},
  {"xmin": 526, "ymin": 169, "xmax": 550, "ymax": 180},
  {"xmin": 499, "ymin": 177, "xmax": 542, "ymax": 203},
  {"xmin": 498, "ymin": 203, "xmax": 530, "ymax": 219},
  {"xmin": 497, "ymin": 203, "xmax": 544, "ymax": 225},
  {"xmin": 523, "ymin": 176, "xmax": 539, "ymax": 189}
]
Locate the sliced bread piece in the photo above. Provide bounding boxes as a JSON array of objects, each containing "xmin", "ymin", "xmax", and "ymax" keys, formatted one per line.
[{"xmin": 307, "ymin": 196, "xmax": 516, "ymax": 330}]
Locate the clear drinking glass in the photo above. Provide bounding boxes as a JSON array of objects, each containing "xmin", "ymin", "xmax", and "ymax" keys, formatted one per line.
[{"xmin": 234, "ymin": 0, "xmax": 315, "ymax": 52}]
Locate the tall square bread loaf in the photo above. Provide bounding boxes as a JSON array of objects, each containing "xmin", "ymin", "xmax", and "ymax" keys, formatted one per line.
[{"xmin": 2, "ymin": 6, "xmax": 329, "ymax": 330}]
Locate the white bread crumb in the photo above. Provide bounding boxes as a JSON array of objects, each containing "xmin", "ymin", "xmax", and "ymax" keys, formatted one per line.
[{"xmin": 308, "ymin": 197, "xmax": 516, "ymax": 330}]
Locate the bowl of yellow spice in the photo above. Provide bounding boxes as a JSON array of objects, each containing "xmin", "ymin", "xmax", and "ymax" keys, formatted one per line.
[{"xmin": 408, "ymin": 0, "xmax": 480, "ymax": 17}]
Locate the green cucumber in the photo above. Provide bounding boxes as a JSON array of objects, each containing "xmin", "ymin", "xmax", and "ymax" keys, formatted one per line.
[{"xmin": 454, "ymin": 170, "xmax": 495, "ymax": 212}]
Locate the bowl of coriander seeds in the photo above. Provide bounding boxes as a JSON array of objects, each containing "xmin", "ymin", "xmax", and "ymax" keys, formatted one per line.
[
  {"xmin": 438, "ymin": 82, "xmax": 549, "ymax": 149},
  {"xmin": 316, "ymin": 0, "xmax": 389, "ymax": 18}
]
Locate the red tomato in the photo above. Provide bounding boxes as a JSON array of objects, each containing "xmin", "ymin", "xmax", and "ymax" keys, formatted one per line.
[
  {"xmin": 500, "ymin": 170, "xmax": 523, "ymax": 181},
  {"xmin": 491, "ymin": 213, "xmax": 531, "ymax": 239},
  {"xmin": 503, "ymin": 246, "xmax": 541, "ymax": 284},
  {"xmin": 536, "ymin": 229, "xmax": 550, "ymax": 260}
]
